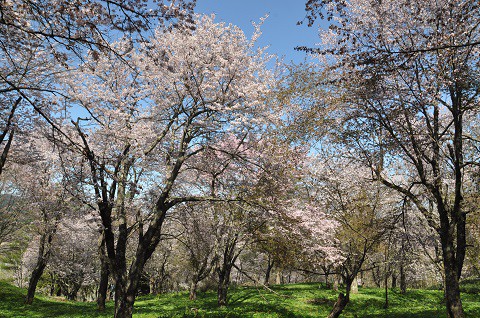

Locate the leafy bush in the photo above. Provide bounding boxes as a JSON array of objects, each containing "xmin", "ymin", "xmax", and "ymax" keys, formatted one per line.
[{"xmin": 460, "ymin": 278, "xmax": 480, "ymax": 294}]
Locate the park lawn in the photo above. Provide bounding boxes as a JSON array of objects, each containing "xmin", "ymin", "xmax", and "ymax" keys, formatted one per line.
[{"xmin": 1, "ymin": 281, "xmax": 479, "ymax": 318}]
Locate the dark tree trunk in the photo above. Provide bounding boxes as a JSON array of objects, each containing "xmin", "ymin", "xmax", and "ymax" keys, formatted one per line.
[
  {"xmin": 25, "ymin": 261, "xmax": 47, "ymax": 304},
  {"xmin": 391, "ymin": 273, "xmax": 397, "ymax": 288},
  {"xmin": 400, "ymin": 264, "xmax": 406, "ymax": 294},
  {"xmin": 321, "ymin": 265, "xmax": 332, "ymax": 288},
  {"xmin": 25, "ymin": 230, "xmax": 55, "ymax": 305},
  {"xmin": 264, "ymin": 256, "xmax": 274, "ymax": 286},
  {"xmin": 49, "ymin": 272, "xmax": 55, "ymax": 296},
  {"xmin": 0, "ymin": 97, "xmax": 20, "ymax": 176},
  {"xmin": 217, "ymin": 283, "xmax": 228, "ymax": 306},
  {"xmin": 433, "ymin": 89, "xmax": 465, "ymax": 318},
  {"xmin": 435, "ymin": 181, "xmax": 465, "ymax": 318},
  {"xmin": 328, "ymin": 279, "xmax": 352, "ymax": 318},
  {"xmin": 97, "ymin": 234, "xmax": 109, "ymax": 311},
  {"xmin": 384, "ymin": 275, "xmax": 389, "ymax": 309},
  {"xmin": 215, "ymin": 233, "xmax": 239, "ymax": 307},
  {"xmin": 217, "ymin": 266, "xmax": 232, "ymax": 306},
  {"xmin": 102, "ymin": 212, "xmax": 164, "ymax": 318},
  {"xmin": 97, "ymin": 256, "xmax": 109, "ymax": 311},
  {"xmin": 187, "ymin": 251, "xmax": 215, "ymax": 301},
  {"xmin": 113, "ymin": 269, "xmax": 139, "ymax": 318},
  {"xmin": 114, "ymin": 292, "xmax": 135, "ymax": 318},
  {"xmin": 442, "ymin": 236, "xmax": 465, "ymax": 318}
]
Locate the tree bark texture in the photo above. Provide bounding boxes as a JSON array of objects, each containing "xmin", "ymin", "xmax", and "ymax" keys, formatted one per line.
[
  {"xmin": 217, "ymin": 265, "xmax": 232, "ymax": 306},
  {"xmin": 264, "ymin": 257, "xmax": 274, "ymax": 286},
  {"xmin": 97, "ymin": 233, "xmax": 109, "ymax": 311},
  {"xmin": 384, "ymin": 275, "xmax": 389, "ymax": 309},
  {"xmin": 328, "ymin": 280, "xmax": 352, "ymax": 318},
  {"xmin": 25, "ymin": 230, "xmax": 55, "ymax": 304},
  {"xmin": 441, "ymin": 235, "xmax": 465, "ymax": 318},
  {"xmin": 25, "ymin": 261, "xmax": 47, "ymax": 305},
  {"xmin": 189, "ymin": 280, "xmax": 198, "ymax": 300},
  {"xmin": 97, "ymin": 254, "xmax": 109, "ymax": 311},
  {"xmin": 215, "ymin": 233, "xmax": 239, "ymax": 307},
  {"xmin": 400, "ymin": 264, "xmax": 406, "ymax": 294}
]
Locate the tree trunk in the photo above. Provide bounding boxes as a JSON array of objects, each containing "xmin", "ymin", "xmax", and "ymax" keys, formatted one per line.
[
  {"xmin": 25, "ymin": 261, "xmax": 47, "ymax": 304},
  {"xmin": 217, "ymin": 267, "xmax": 231, "ymax": 306},
  {"xmin": 372, "ymin": 267, "xmax": 381, "ymax": 288},
  {"xmin": 111, "ymin": 223, "xmax": 162, "ymax": 318},
  {"xmin": 384, "ymin": 274, "xmax": 389, "ymax": 309},
  {"xmin": 400, "ymin": 264, "xmax": 406, "ymax": 294},
  {"xmin": 149, "ymin": 277, "xmax": 158, "ymax": 295},
  {"xmin": 442, "ymin": 244, "xmax": 465, "ymax": 318},
  {"xmin": 113, "ymin": 271, "xmax": 140, "ymax": 318},
  {"xmin": 25, "ymin": 230, "xmax": 55, "ymax": 305},
  {"xmin": 217, "ymin": 279, "xmax": 228, "ymax": 306},
  {"xmin": 275, "ymin": 269, "xmax": 282, "ymax": 285},
  {"xmin": 114, "ymin": 291, "xmax": 135, "ymax": 318},
  {"xmin": 0, "ymin": 98, "xmax": 20, "ymax": 176},
  {"xmin": 189, "ymin": 280, "xmax": 198, "ymax": 301},
  {"xmin": 264, "ymin": 257, "xmax": 274, "ymax": 286},
  {"xmin": 328, "ymin": 279, "xmax": 352, "ymax": 318},
  {"xmin": 391, "ymin": 273, "xmax": 397, "ymax": 288},
  {"xmin": 436, "ymin": 192, "xmax": 465, "ymax": 318},
  {"xmin": 49, "ymin": 272, "xmax": 55, "ymax": 296},
  {"xmin": 217, "ymin": 283, "xmax": 228, "ymax": 306},
  {"xmin": 104, "ymin": 221, "xmax": 164, "ymax": 318},
  {"xmin": 351, "ymin": 276, "xmax": 358, "ymax": 294},
  {"xmin": 97, "ymin": 258, "xmax": 109, "ymax": 311}
]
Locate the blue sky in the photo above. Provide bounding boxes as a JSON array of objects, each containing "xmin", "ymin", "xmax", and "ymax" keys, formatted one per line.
[{"xmin": 195, "ymin": 1, "xmax": 322, "ymax": 63}]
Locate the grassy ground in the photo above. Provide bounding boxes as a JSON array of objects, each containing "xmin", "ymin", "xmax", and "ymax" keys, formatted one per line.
[{"xmin": 1, "ymin": 281, "xmax": 479, "ymax": 318}]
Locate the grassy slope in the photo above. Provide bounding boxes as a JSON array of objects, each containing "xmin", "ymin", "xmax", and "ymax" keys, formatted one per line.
[{"xmin": 1, "ymin": 281, "xmax": 479, "ymax": 318}]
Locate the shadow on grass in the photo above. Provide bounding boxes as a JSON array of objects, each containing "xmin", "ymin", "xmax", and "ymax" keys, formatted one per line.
[
  {"xmin": 0, "ymin": 282, "xmax": 112, "ymax": 318},
  {"xmin": 134, "ymin": 289, "xmax": 303, "ymax": 318},
  {"xmin": 2, "ymin": 281, "xmax": 480, "ymax": 318}
]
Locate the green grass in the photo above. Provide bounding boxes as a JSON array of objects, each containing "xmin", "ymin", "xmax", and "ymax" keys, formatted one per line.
[{"xmin": 1, "ymin": 281, "xmax": 479, "ymax": 317}]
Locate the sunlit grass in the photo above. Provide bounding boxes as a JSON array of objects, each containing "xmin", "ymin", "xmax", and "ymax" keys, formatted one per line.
[{"xmin": 1, "ymin": 281, "xmax": 479, "ymax": 317}]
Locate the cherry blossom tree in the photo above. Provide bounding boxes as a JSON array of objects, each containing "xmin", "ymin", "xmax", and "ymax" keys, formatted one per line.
[
  {"xmin": 6, "ymin": 132, "xmax": 75, "ymax": 304},
  {"xmin": 0, "ymin": 0, "xmax": 195, "ymax": 176},
  {"xmin": 60, "ymin": 14, "xmax": 274, "ymax": 318},
  {"xmin": 1, "ymin": 0, "xmax": 195, "ymax": 51},
  {"xmin": 0, "ymin": 30, "xmax": 51, "ymax": 175},
  {"xmin": 304, "ymin": 155, "xmax": 398, "ymax": 318},
  {"xmin": 302, "ymin": 1, "xmax": 480, "ymax": 317},
  {"xmin": 175, "ymin": 203, "xmax": 219, "ymax": 300},
  {"xmin": 48, "ymin": 216, "xmax": 100, "ymax": 301},
  {"xmin": 179, "ymin": 133, "xmax": 307, "ymax": 305},
  {"xmin": 253, "ymin": 213, "xmax": 305, "ymax": 286}
]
